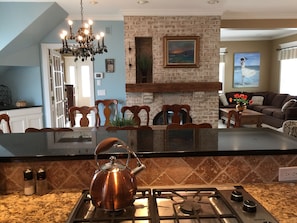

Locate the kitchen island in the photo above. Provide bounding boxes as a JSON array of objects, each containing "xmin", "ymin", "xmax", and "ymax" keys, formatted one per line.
[{"xmin": 0, "ymin": 183, "xmax": 296, "ymax": 223}]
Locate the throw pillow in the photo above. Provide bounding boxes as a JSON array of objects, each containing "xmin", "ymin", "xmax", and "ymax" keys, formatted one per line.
[
  {"xmin": 251, "ymin": 96, "xmax": 264, "ymax": 105},
  {"xmin": 219, "ymin": 94, "xmax": 229, "ymax": 106},
  {"xmin": 281, "ymin": 99, "xmax": 297, "ymax": 112}
]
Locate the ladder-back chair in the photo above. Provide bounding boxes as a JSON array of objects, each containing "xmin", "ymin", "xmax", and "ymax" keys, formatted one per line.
[
  {"xmin": 68, "ymin": 106, "xmax": 99, "ymax": 127},
  {"xmin": 95, "ymin": 99, "xmax": 118, "ymax": 126},
  {"xmin": 162, "ymin": 104, "xmax": 191, "ymax": 125},
  {"xmin": 121, "ymin": 105, "xmax": 150, "ymax": 126},
  {"xmin": 227, "ymin": 110, "xmax": 241, "ymax": 128}
]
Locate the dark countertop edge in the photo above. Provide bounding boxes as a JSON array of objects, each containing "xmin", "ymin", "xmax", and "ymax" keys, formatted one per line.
[
  {"xmin": 0, "ymin": 105, "xmax": 42, "ymax": 111},
  {"xmin": 1, "ymin": 149, "xmax": 297, "ymax": 162}
]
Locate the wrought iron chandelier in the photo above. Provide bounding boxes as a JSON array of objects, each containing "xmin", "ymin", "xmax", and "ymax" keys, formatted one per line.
[{"xmin": 59, "ymin": 0, "xmax": 107, "ymax": 62}]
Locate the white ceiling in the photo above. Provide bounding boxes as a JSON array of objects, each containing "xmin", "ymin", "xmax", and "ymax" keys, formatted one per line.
[
  {"xmin": 3, "ymin": 0, "xmax": 297, "ymax": 20},
  {"xmin": 3, "ymin": 0, "xmax": 297, "ymax": 40}
]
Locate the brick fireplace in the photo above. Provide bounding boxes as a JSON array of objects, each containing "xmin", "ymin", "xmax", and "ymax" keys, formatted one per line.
[{"xmin": 124, "ymin": 16, "xmax": 221, "ymax": 127}]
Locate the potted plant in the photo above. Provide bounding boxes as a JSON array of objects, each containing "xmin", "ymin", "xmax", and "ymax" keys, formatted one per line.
[
  {"xmin": 136, "ymin": 54, "xmax": 152, "ymax": 83},
  {"xmin": 110, "ymin": 116, "xmax": 136, "ymax": 127}
]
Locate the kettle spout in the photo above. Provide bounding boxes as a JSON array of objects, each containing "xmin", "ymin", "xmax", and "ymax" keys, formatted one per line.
[{"xmin": 131, "ymin": 164, "xmax": 146, "ymax": 175}]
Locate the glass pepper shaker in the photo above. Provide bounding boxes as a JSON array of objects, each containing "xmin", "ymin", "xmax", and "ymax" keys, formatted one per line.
[{"xmin": 36, "ymin": 168, "xmax": 48, "ymax": 195}]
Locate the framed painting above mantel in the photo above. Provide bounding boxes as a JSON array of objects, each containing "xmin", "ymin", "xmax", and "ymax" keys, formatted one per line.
[{"xmin": 163, "ymin": 36, "xmax": 200, "ymax": 68}]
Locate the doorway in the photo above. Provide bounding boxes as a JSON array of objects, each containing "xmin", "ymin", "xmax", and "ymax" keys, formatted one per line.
[
  {"xmin": 41, "ymin": 44, "xmax": 95, "ymax": 128},
  {"xmin": 64, "ymin": 57, "xmax": 94, "ymax": 107}
]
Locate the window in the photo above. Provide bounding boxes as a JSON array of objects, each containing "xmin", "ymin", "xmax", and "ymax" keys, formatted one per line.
[
  {"xmin": 219, "ymin": 48, "xmax": 227, "ymax": 93},
  {"xmin": 280, "ymin": 58, "xmax": 297, "ymax": 95},
  {"xmin": 219, "ymin": 62, "xmax": 225, "ymax": 93},
  {"xmin": 279, "ymin": 42, "xmax": 297, "ymax": 95}
]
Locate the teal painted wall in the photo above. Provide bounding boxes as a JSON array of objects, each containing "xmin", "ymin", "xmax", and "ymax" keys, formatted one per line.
[
  {"xmin": 43, "ymin": 20, "xmax": 126, "ymax": 122},
  {"xmin": 0, "ymin": 66, "xmax": 43, "ymax": 106},
  {"xmin": 0, "ymin": 2, "xmax": 126, "ymax": 124}
]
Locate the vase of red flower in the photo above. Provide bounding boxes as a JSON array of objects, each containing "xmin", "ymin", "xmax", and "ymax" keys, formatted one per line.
[
  {"xmin": 236, "ymin": 103, "xmax": 247, "ymax": 112},
  {"xmin": 229, "ymin": 93, "xmax": 253, "ymax": 112}
]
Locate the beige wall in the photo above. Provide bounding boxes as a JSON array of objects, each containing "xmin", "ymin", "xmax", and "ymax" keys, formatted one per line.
[
  {"xmin": 270, "ymin": 33, "xmax": 297, "ymax": 92},
  {"xmin": 220, "ymin": 40, "xmax": 272, "ymax": 92},
  {"xmin": 220, "ymin": 34, "xmax": 297, "ymax": 94},
  {"xmin": 221, "ymin": 19, "xmax": 297, "ymax": 94}
]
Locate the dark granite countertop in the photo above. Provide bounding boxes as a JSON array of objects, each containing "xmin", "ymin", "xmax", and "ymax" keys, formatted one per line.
[
  {"xmin": 1, "ymin": 127, "xmax": 297, "ymax": 161},
  {"xmin": 0, "ymin": 105, "xmax": 42, "ymax": 111}
]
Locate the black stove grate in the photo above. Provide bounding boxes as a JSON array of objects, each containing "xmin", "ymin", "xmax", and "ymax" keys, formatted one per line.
[
  {"xmin": 66, "ymin": 186, "xmax": 279, "ymax": 223},
  {"xmin": 152, "ymin": 188, "xmax": 242, "ymax": 223},
  {"xmin": 66, "ymin": 188, "xmax": 154, "ymax": 223}
]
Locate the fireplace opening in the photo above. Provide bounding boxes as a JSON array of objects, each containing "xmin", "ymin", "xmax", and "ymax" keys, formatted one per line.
[{"xmin": 153, "ymin": 111, "xmax": 192, "ymax": 125}]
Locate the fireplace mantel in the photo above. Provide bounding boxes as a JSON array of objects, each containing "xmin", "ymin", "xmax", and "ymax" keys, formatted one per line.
[{"xmin": 126, "ymin": 82, "xmax": 222, "ymax": 93}]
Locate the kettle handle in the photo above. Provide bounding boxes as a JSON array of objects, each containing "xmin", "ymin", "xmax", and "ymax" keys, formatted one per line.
[
  {"xmin": 94, "ymin": 137, "xmax": 145, "ymax": 174},
  {"xmin": 94, "ymin": 137, "xmax": 120, "ymax": 154}
]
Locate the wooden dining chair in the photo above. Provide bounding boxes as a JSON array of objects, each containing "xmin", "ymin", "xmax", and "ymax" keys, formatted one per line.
[
  {"xmin": 121, "ymin": 105, "xmax": 150, "ymax": 126},
  {"xmin": 162, "ymin": 104, "xmax": 191, "ymax": 124},
  {"xmin": 25, "ymin": 127, "xmax": 73, "ymax": 133},
  {"xmin": 95, "ymin": 99, "xmax": 118, "ymax": 126},
  {"xmin": 0, "ymin": 114, "xmax": 12, "ymax": 133},
  {"xmin": 227, "ymin": 110, "xmax": 241, "ymax": 128},
  {"xmin": 68, "ymin": 106, "xmax": 99, "ymax": 127}
]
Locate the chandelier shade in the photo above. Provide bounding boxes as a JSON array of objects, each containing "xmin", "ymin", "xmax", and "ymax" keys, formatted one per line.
[{"xmin": 59, "ymin": 0, "xmax": 107, "ymax": 61}]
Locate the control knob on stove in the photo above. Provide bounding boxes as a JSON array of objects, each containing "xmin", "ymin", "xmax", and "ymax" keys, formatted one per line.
[
  {"xmin": 231, "ymin": 190, "xmax": 243, "ymax": 202},
  {"xmin": 242, "ymin": 199, "xmax": 257, "ymax": 213}
]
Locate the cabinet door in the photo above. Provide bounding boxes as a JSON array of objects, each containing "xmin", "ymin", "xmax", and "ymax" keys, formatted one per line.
[
  {"xmin": 10, "ymin": 116, "xmax": 26, "ymax": 133},
  {"xmin": 6, "ymin": 107, "xmax": 43, "ymax": 133},
  {"xmin": 26, "ymin": 114, "xmax": 43, "ymax": 129}
]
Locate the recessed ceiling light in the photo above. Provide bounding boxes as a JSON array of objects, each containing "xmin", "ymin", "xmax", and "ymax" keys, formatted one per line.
[
  {"xmin": 137, "ymin": 0, "xmax": 149, "ymax": 4},
  {"xmin": 208, "ymin": 0, "xmax": 219, "ymax": 4},
  {"xmin": 90, "ymin": 0, "xmax": 98, "ymax": 4}
]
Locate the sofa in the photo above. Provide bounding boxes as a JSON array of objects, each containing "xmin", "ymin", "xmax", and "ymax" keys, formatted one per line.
[{"xmin": 219, "ymin": 91, "xmax": 297, "ymax": 128}]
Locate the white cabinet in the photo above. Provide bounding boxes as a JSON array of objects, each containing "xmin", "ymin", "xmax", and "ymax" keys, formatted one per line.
[{"xmin": 0, "ymin": 107, "xmax": 43, "ymax": 133}]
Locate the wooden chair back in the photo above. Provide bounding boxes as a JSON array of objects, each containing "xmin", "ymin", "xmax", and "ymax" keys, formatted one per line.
[
  {"xmin": 121, "ymin": 105, "xmax": 150, "ymax": 126},
  {"xmin": 162, "ymin": 104, "xmax": 191, "ymax": 124},
  {"xmin": 0, "ymin": 114, "xmax": 12, "ymax": 133},
  {"xmin": 95, "ymin": 99, "xmax": 118, "ymax": 126},
  {"xmin": 227, "ymin": 110, "xmax": 241, "ymax": 128},
  {"xmin": 68, "ymin": 106, "xmax": 99, "ymax": 127},
  {"xmin": 25, "ymin": 127, "xmax": 73, "ymax": 133}
]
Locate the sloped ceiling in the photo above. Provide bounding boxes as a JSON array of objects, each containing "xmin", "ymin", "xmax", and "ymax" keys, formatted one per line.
[{"xmin": 0, "ymin": 2, "xmax": 68, "ymax": 66}]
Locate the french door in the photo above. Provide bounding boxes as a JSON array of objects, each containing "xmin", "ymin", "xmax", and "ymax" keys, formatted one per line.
[{"xmin": 49, "ymin": 49, "xmax": 66, "ymax": 127}]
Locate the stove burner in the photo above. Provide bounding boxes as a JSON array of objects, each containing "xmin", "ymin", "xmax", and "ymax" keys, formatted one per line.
[
  {"xmin": 179, "ymin": 197, "xmax": 201, "ymax": 215},
  {"xmin": 231, "ymin": 190, "xmax": 243, "ymax": 202},
  {"xmin": 243, "ymin": 199, "xmax": 257, "ymax": 213}
]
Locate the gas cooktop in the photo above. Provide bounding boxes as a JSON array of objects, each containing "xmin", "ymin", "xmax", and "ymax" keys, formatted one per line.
[{"xmin": 66, "ymin": 186, "xmax": 279, "ymax": 223}]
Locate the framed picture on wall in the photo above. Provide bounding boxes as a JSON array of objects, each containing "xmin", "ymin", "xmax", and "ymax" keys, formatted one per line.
[
  {"xmin": 163, "ymin": 36, "xmax": 200, "ymax": 68},
  {"xmin": 105, "ymin": 59, "xmax": 115, "ymax": 73},
  {"xmin": 233, "ymin": 52, "xmax": 260, "ymax": 88}
]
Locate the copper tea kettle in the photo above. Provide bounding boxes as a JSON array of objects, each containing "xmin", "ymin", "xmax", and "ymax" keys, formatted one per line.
[{"xmin": 90, "ymin": 137, "xmax": 146, "ymax": 211}]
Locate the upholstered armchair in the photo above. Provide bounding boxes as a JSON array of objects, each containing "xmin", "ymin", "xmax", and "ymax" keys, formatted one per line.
[{"xmin": 282, "ymin": 120, "xmax": 297, "ymax": 137}]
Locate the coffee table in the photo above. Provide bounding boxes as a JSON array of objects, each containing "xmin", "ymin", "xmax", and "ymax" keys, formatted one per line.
[{"xmin": 220, "ymin": 108, "xmax": 264, "ymax": 127}]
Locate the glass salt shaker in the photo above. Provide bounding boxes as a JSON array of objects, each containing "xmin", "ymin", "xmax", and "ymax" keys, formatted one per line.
[{"xmin": 23, "ymin": 168, "xmax": 35, "ymax": 195}]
